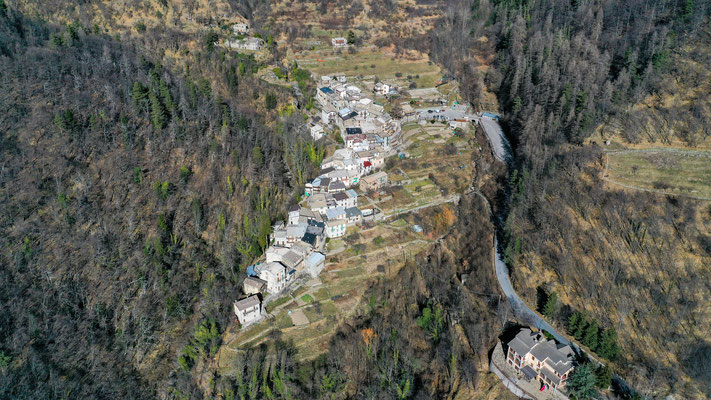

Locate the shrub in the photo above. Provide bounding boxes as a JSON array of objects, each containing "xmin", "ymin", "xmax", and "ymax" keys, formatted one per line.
[
  {"xmin": 416, "ymin": 302, "xmax": 445, "ymax": 343},
  {"xmin": 153, "ymin": 181, "xmax": 171, "ymax": 200},
  {"xmin": 179, "ymin": 166, "xmax": 191, "ymax": 185}
]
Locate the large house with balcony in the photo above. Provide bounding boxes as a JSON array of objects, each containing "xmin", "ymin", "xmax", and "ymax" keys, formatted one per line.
[{"xmin": 506, "ymin": 328, "xmax": 575, "ymax": 391}]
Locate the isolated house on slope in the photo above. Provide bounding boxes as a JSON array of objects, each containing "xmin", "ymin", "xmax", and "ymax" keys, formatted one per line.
[
  {"xmin": 506, "ymin": 328, "xmax": 575, "ymax": 391},
  {"xmin": 233, "ymin": 295, "xmax": 262, "ymax": 327}
]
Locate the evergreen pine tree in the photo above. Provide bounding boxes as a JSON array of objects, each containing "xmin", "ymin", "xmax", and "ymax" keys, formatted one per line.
[
  {"xmin": 543, "ymin": 292, "xmax": 558, "ymax": 318},
  {"xmin": 568, "ymin": 311, "xmax": 582, "ymax": 335},
  {"xmin": 583, "ymin": 319, "xmax": 599, "ymax": 351},
  {"xmin": 567, "ymin": 363, "xmax": 597, "ymax": 399},
  {"xmin": 149, "ymin": 91, "xmax": 166, "ymax": 131},
  {"xmin": 158, "ymin": 80, "xmax": 173, "ymax": 114},
  {"xmin": 132, "ymin": 81, "xmax": 148, "ymax": 109},
  {"xmin": 572, "ymin": 312, "xmax": 588, "ymax": 341},
  {"xmin": 598, "ymin": 328, "xmax": 620, "ymax": 360},
  {"xmin": 595, "ymin": 365, "xmax": 612, "ymax": 389}
]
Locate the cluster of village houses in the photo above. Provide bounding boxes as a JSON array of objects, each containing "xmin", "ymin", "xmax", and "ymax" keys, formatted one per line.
[{"xmin": 234, "ymin": 74, "xmax": 399, "ymax": 328}]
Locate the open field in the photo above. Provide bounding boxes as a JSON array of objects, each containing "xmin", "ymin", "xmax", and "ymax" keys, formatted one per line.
[
  {"xmin": 297, "ymin": 49, "xmax": 441, "ymax": 83},
  {"xmin": 605, "ymin": 149, "xmax": 711, "ymax": 199}
]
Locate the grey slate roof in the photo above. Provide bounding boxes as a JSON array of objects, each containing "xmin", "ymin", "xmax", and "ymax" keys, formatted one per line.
[
  {"xmin": 521, "ymin": 365, "xmax": 538, "ymax": 380},
  {"xmin": 345, "ymin": 206, "xmax": 362, "ymax": 218},
  {"xmin": 530, "ymin": 340, "xmax": 574, "ymax": 375},
  {"xmin": 280, "ymin": 251, "xmax": 303, "ymax": 268},
  {"xmin": 508, "ymin": 328, "xmax": 541, "ymax": 356},
  {"xmin": 326, "ymin": 207, "xmax": 346, "ymax": 220},
  {"xmin": 508, "ymin": 328, "xmax": 574, "ymax": 378},
  {"xmin": 540, "ymin": 365, "xmax": 562, "ymax": 386},
  {"xmin": 234, "ymin": 295, "xmax": 260, "ymax": 311},
  {"xmin": 329, "ymin": 181, "xmax": 346, "ymax": 191},
  {"xmin": 332, "ymin": 192, "xmax": 349, "ymax": 201},
  {"xmin": 243, "ymin": 276, "xmax": 267, "ymax": 290}
]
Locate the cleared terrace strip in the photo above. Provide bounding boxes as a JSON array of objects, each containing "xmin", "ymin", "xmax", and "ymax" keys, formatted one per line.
[
  {"xmin": 384, "ymin": 194, "xmax": 460, "ymax": 218},
  {"xmin": 603, "ymin": 149, "xmax": 711, "ymax": 201}
]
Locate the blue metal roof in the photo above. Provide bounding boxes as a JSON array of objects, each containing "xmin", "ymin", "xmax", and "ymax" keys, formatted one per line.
[
  {"xmin": 246, "ymin": 265, "xmax": 258, "ymax": 277},
  {"xmin": 320, "ymin": 87, "xmax": 333, "ymax": 94}
]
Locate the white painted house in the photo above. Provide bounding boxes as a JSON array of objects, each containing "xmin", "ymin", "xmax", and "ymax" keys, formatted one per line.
[
  {"xmin": 234, "ymin": 295, "xmax": 262, "ymax": 326},
  {"xmin": 331, "ymin": 37, "xmax": 348, "ymax": 47},
  {"xmin": 310, "ymin": 124, "xmax": 324, "ymax": 141},
  {"xmin": 326, "ymin": 219, "xmax": 347, "ymax": 238},
  {"xmin": 258, "ymin": 262, "xmax": 287, "ymax": 293}
]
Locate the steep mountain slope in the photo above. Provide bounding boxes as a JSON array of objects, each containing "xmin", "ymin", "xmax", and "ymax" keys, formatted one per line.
[
  {"xmin": 427, "ymin": 0, "xmax": 711, "ymax": 398},
  {"xmin": 0, "ymin": 6, "xmax": 320, "ymax": 398}
]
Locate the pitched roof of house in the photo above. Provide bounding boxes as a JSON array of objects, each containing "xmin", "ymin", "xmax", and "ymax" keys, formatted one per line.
[
  {"xmin": 301, "ymin": 232, "xmax": 318, "ymax": 246},
  {"xmin": 243, "ymin": 276, "xmax": 267, "ymax": 289},
  {"xmin": 290, "ymin": 242, "xmax": 311, "ymax": 256},
  {"xmin": 286, "ymin": 223, "xmax": 307, "ymax": 238},
  {"xmin": 540, "ymin": 365, "xmax": 562, "ymax": 386},
  {"xmin": 306, "ymin": 252, "xmax": 325, "ymax": 267},
  {"xmin": 273, "ymin": 250, "xmax": 302, "ymax": 268},
  {"xmin": 234, "ymin": 295, "xmax": 260, "ymax": 311},
  {"xmin": 332, "ymin": 192, "xmax": 349, "ymax": 201},
  {"xmin": 326, "ymin": 207, "xmax": 346, "ymax": 220},
  {"xmin": 329, "ymin": 181, "xmax": 346, "ymax": 191},
  {"xmin": 345, "ymin": 207, "xmax": 362, "ymax": 218},
  {"xmin": 530, "ymin": 340, "xmax": 574, "ymax": 375},
  {"xmin": 260, "ymin": 262, "xmax": 286, "ymax": 275},
  {"xmin": 508, "ymin": 328, "xmax": 574, "ymax": 378},
  {"xmin": 508, "ymin": 328, "xmax": 542, "ymax": 356}
]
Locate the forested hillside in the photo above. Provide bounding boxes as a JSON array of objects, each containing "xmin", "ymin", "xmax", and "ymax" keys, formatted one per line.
[
  {"xmin": 0, "ymin": 5, "xmax": 323, "ymax": 398},
  {"xmin": 3, "ymin": 0, "xmax": 711, "ymax": 398},
  {"xmin": 199, "ymin": 193, "xmax": 506, "ymax": 399},
  {"xmin": 429, "ymin": 0, "xmax": 711, "ymax": 398}
]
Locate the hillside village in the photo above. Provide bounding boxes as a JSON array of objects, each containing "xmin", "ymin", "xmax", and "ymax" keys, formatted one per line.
[{"xmin": 232, "ymin": 73, "xmax": 397, "ymax": 328}]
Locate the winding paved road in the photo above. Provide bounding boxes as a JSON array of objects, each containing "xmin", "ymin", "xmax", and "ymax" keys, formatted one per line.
[
  {"xmin": 475, "ymin": 115, "xmax": 572, "ymax": 347},
  {"xmin": 493, "ymin": 237, "xmax": 572, "ymax": 346},
  {"xmin": 478, "ymin": 115, "xmax": 513, "ymax": 166},
  {"xmin": 480, "ymin": 115, "xmax": 622, "ymax": 381}
]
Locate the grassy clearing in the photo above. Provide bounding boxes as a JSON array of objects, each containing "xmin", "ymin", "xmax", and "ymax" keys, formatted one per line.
[
  {"xmin": 276, "ymin": 312, "xmax": 294, "ymax": 330},
  {"xmin": 301, "ymin": 294, "xmax": 314, "ymax": 303},
  {"xmin": 326, "ymin": 238, "xmax": 344, "ymax": 252},
  {"xmin": 298, "ymin": 50, "xmax": 440, "ymax": 79},
  {"xmin": 606, "ymin": 150, "xmax": 711, "ymax": 199},
  {"xmin": 320, "ymin": 301, "xmax": 339, "ymax": 316},
  {"xmin": 314, "ymin": 287, "xmax": 331, "ymax": 301},
  {"xmin": 303, "ymin": 305, "xmax": 321, "ymax": 322},
  {"xmin": 336, "ymin": 267, "xmax": 366, "ymax": 279},
  {"xmin": 292, "ymin": 286, "xmax": 308, "ymax": 298},
  {"xmin": 266, "ymin": 295, "xmax": 291, "ymax": 313}
]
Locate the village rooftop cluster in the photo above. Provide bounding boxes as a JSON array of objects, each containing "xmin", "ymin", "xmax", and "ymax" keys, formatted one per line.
[{"xmin": 233, "ymin": 74, "xmax": 399, "ymax": 328}]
